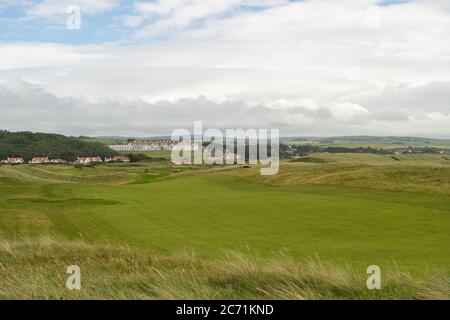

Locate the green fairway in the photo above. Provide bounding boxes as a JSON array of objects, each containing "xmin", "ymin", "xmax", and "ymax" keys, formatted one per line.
[
  {"xmin": 1, "ymin": 154, "xmax": 449, "ymax": 277},
  {"xmin": 47, "ymin": 176, "xmax": 450, "ymax": 270}
]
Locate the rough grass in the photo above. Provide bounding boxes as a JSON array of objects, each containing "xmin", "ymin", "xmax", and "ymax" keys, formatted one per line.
[
  {"xmin": 219, "ymin": 154, "xmax": 450, "ymax": 195},
  {"xmin": 0, "ymin": 237, "xmax": 448, "ymax": 300}
]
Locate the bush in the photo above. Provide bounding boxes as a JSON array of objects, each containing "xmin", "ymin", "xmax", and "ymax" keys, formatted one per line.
[{"xmin": 126, "ymin": 153, "xmax": 151, "ymax": 162}]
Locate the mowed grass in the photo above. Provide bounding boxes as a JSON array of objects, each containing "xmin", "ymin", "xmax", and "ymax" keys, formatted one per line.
[
  {"xmin": 0, "ymin": 153, "xmax": 449, "ymax": 299},
  {"xmin": 36, "ymin": 174, "xmax": 449, "ymax": 269}
]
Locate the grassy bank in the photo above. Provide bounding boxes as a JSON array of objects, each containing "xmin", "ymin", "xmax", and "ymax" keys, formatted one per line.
[{"xmin": 0, "ymin": 237, "xmax": 448, "ymax": 300}]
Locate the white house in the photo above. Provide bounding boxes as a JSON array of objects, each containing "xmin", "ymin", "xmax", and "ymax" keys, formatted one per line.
[
  {"xmin": 76, "ymin": 156, "xmax": 102, "ymax": 164},
  {"xmin": 30, "ymin": 156, "xmax": 49, "ymax": 164},
  {"xmin": 49, "ymin": 159, "xmax": 66, "ymax": 164},
  {"xmin": 105, "ymin": 156, "xmax": 130, "ymax": 163},
  {"xmin": 5, "ymin": 157, "xmax": 25, "ymax": 164}
]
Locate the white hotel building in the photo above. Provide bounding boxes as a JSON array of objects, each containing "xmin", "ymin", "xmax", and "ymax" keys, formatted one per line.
[{"xmin": 109, "ymin": 140, "xmax": 199, "ymax": 152}]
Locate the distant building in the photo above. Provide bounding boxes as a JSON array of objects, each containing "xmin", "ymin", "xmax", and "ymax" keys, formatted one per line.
[
  {"xmin": 109, "ymin": 139, "xmax": 199, "ymax": 152},
  {"xmin": 4, "ymin": 157, "xmax": 25, "ymax": 164},
  {"xmin": 76, "ymin": 156, "xmax": 102, "ymax": 164},
  {"xmin": 49, "ymin": 159, "xmax": 67, "ymax": 164},
  {"xmin": 30, "ymin": 156, "xmax": 49, "ymax": 164},
  {"xmin": 108, "ymin": 145, "xmax": 136, "ymax": 151},
  {"xmin": 129, "ymin": 139, "xmax": 176, "ymax": 150},
  {"xmin": 177, "ymin": 141, "xmax": 200, "ymax": 151},
  {"xmin": 105, "ymin": 156, "xmax": 130, "ymax": 163}
]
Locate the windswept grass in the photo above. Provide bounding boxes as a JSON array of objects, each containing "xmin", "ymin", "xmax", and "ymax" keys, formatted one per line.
[{"xmin": 0, "ymin": 237, "xmax": 448, "ymax": 300}]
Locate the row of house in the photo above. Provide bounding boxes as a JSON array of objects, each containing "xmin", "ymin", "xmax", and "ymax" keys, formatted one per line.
[
  {"xmin": 392, "ymin": 148, "xmax": 413, "ymax": 155},
  {"xmin": 1, "ymin": 156, "xmax": 69, "ymax": 164},
  {"xmin": 109, "ymin": 139, "xmax": 200, "ymax": 152},
  {"xmin": 128, "ymin": 139, "xmax": 179, "ymax": 149},
  {"xmin": 76, "ymin": 156, "xmax": 130, "ymax": 164},
  {"xmin": 393, "ymin": 148, "xmax": 449, "ymax": 155},
  {"xmin": 1, "ymin": 156, "xmax": 130, "ymax": 165},
  {"xmin": 1, "ymin": 157, "xmax": 26, "ymax": 164}
]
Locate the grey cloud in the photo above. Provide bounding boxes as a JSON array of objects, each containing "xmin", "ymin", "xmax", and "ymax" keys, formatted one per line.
[
  {"xmin": 0, "ymin": 80, "xmax": 449, "ymax": 138},
  {"xmin": 354, "ymin": 81, "xmax": 450, "ymax": 122}
]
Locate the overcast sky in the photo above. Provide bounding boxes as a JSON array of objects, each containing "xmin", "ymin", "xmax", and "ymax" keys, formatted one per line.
[{"xmin": 0, "ymin": 0, "xmax": 449, "ymax": 137}]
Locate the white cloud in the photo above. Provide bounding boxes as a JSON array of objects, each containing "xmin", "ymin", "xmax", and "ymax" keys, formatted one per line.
[
  {"xmin": 1, "ymin": 0, "xmax": 449, "ymax": 137},
  {"xmin": 0, "ymin": 43, "xmax": 101, "ymax": 70},
  {"xmin": 329, "ymin": 103, "xmax": 371, "ymax": 122},
  {"xmin": 122, "ymin": 15, "xmax": 144, "ymax": 28},
  {"xmin": 0, "ymin": 0, "xmax": 33, "ymax": 10},
  {"xmin": 267, "ymin": 98, "xmax": 320, "ymax": 111},
  {"xmin": 25, "ymin": 0, "xmax": 119, "ymax": 17},
  {"xmin": 134, "ymin": 0, "xmax": 288, "ymax": 36}
]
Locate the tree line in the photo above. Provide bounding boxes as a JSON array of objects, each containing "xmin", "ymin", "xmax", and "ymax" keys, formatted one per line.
[
  {"xmin": 0, "ymin": 130, "xmax": 117, "ymax": 161},
  {"xmin": 280, "ymin": 143, "xmax": 447, "ymax": 158}
]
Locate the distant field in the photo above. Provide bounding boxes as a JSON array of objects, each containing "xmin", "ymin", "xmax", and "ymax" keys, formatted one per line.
[
  {"xmin": 282, "ymin": 136, "xmax": 450, "ymax": 149},
  {"xmin": 79, "ymin": 137, "xmax": 127, "ymax": 145},
  {"xmin": 0, "ymin": 153, "xmax": 449, "ymax": 298}
]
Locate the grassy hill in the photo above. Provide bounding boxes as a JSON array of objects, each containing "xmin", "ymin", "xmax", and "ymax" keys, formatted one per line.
[
  {"xmin": 0, "ymin": 153, "xmax": 449, "ymax": 298},
  {"xmin": 0, "ymin": 131, "xmax": 117, "ymax": 161}
]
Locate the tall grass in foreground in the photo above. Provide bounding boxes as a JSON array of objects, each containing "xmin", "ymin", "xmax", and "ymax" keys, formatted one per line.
[{"xmin": 0, "ymin": 237, "xmax": 448, "ymax": 300}]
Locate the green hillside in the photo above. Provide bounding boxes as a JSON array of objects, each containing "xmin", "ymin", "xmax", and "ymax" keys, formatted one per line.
[{"xmin": 0, "ymin": 131, "xmax": 117, "ymax": 161}]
